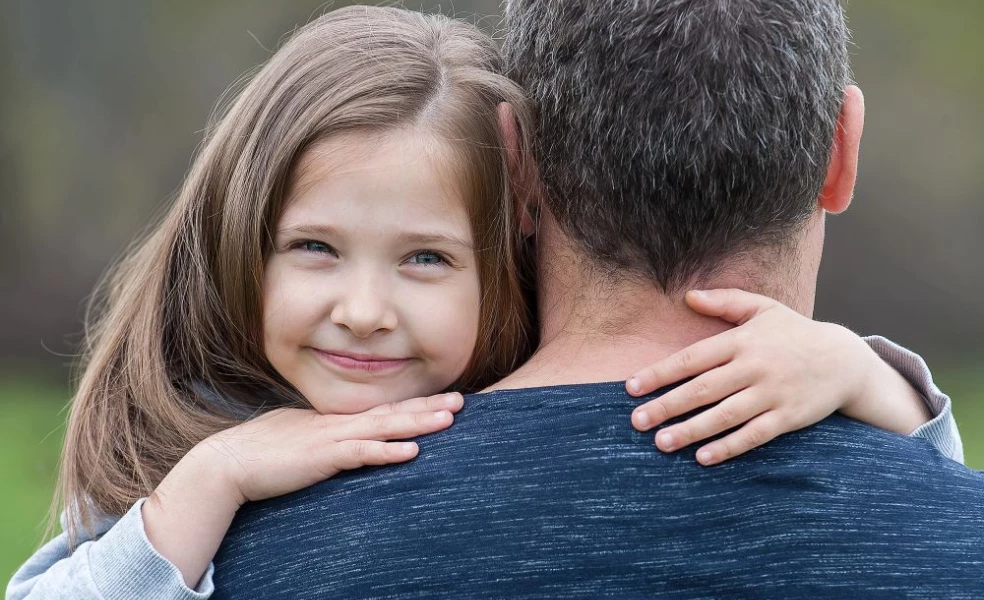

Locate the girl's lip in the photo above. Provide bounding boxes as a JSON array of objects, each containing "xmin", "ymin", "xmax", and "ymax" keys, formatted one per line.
[{"xmin": 313, "ymin": 349, "xmax": 410, "ymax": 373}]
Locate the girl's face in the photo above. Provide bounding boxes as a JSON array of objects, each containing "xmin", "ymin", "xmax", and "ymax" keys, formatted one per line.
[{"xmin": 263, "ymin": 130, "xmax": 481, "ymax": 414}]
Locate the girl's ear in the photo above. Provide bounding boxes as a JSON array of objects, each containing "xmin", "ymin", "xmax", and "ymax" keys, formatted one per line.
[{"xmin": 497, "ymin": 102, "xmax": 538, "ymax": 236}]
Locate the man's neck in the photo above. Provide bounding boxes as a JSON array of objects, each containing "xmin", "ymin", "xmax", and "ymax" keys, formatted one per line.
[
  {"xmin": 489, "ymin": 281, "xmax": 732, "ymax": 391},
  {"xmin": 489, "ymin": 214, "xmax": 815, "ymax": 391}
]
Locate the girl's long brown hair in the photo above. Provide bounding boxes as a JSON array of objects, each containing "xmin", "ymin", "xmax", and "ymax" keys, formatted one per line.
[{"xmin": 58, "ymin": 6, "xmax": 535, "ymax": 543}]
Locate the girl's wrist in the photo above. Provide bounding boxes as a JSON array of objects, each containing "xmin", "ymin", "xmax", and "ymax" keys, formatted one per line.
[
  {"xmin": 144, "ymin": 440, "xmax": 244, "ymax": 531},
  {"xmin": 845, "ymin": 343, "xmax": 932, "ymax": 434},
  {"xmin": 184, "ymin": 438, "xmax": 249, "ymax": 511},
  {"xmin": 839, "ymin": 337, "xmax": 890, "ymax": 424}
]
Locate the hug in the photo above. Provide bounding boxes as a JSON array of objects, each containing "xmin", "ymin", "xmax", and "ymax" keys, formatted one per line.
[{"xmin": 9, "ymin": 1, "xmax": 983, "ymax": 598}]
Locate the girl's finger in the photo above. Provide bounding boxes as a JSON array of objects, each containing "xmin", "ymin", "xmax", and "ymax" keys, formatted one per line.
[
  {"xmin": 366, "ymin": 392, "xmax": 464, "ymax": 416},
  {"xmin": 631, "ymin": 364, "xmax": 752, "ymax": 431},
  {"xmin": 693, "ymin": 411, "xmax": 785, "ymax": 466},
  {"xmin": 684, "ymin": 289, "xmax": 779, "ymax": 326},
  {"xmin": 325, "ymin": 410, "xmax": 454, "ymax": 443},
  {"xmin": 626, "ymin": 333, "xmax": 738, "ymax": 397},
  {"xmin": 323, "ymin": 439, "xmax": 420, "ymax": 473},
  {"xmin": 653, "ymin": 388, "xmax": 766, "ymax": 452}
]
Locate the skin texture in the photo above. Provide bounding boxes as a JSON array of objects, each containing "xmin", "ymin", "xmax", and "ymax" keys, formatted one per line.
[
  {"xmin": 263, "ymin": 129, "xmax": 481, "ymax": 413},
  {"xmin": 625, "ymin": 289, "xmax": 932, "ymax": 466}
]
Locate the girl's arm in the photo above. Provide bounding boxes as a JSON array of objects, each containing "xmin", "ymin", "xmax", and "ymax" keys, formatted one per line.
[
  {"xmin": 6, "ymin": 502, "xmax": 212, "ymax": 600},
  {"xmin": 627, "ymin": 289, "xmax": 962, "ymax": 466},
  {"xmin": 143, "ymin": 393, "xmax": 458, "ymax": 587},
  {"xmin": 7, "ymin": 393, "xmax": 463, "ymax": 598},
  {"xmin": 861, "ymin": 334, "xmax": 962, "ymax": 463}
]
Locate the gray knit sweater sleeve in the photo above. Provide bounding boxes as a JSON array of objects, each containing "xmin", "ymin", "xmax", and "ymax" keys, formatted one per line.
[
  {"xmin": 863, "ymin": 335, "xmax": 964, "ymax": 463},
  {"xmin": 5, "ymin": 499, "xmax": 214, "ymax": 600}
]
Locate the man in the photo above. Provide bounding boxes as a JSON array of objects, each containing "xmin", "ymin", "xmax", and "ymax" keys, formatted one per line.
[{"xmin": 212, "ymin": 1, "xmax": 984, "ymax": 597}]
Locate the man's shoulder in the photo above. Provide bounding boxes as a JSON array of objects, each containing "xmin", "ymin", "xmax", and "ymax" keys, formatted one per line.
[
  {"xmin": 777, "ymin": 413, "xmax": 970, "ymax": 472},
  {"xmin": 744, "ymin": 414, "xmax": 982, "ymax": 498},
  {"xmin": 212, "ymin": 383, "xmax": 984, "ymax": 599},
  {"xmin": 460, "ymin": 381, "xmax": 983, "ymax": 495}
]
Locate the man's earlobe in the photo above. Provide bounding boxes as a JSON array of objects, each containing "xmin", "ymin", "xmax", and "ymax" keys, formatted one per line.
[{"xmin": 819, "ymin": 85, "xmax": 865, "ymax": 215}]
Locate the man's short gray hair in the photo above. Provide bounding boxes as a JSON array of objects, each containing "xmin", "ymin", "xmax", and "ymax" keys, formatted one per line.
[{"xmin": 504, "ymin": 0, "xmax": 851, "ymax": 291}]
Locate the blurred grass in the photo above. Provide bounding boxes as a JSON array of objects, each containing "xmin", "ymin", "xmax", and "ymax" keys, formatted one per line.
[
  {"xmin": 0, "ymin": 370, "xmax": 981, "ymax": 585},
  {"xmin": 0, "ymin": 381, "xmax": 67, "ymax": 586},
  {"xmin": 936, "ymin": 365, "xmax": 984, "ymax": 465}
]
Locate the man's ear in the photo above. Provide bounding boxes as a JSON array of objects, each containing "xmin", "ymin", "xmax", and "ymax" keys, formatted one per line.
[
  {"xmin": 819, "ymin": 85, "xmax": 865, "ymax": 214},
  {"xmin": 497, "ymin": 102, "xmax": 538, "ymax": 236}
]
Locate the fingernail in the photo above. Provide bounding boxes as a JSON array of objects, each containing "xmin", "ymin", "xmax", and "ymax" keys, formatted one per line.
[
  {"xmin": 627, "ymin": 377, "xmax": 641, "ymax": 394},
  {"xmin": 697, "ymin": 449, "xmax": 713, "ymax": 465},
  {"xmin": 443, "ymin": 394, "xmax": 460, "ymax": 407},
  {"xmin": 633, "ymin": 410, "xmax": 651, "ymax": 429},
  {"xmin": 400, "ymin": 442, "xmax": 418, "ymax": 455},
  {"xmin": 690, "ymin": 290, "xmax": 708, "ymax": 299},
  {"xmin": 434, "ymin": 410, "xmax": 450, "ymax": 422},
  {"xmin": 657, "ymin": 431, "xmax": 675, "ymax": 451}
]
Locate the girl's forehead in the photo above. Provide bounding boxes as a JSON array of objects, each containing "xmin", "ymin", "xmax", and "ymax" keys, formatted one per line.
[
  {"xmin": 293, "ymin": 129, "xmax": 452, "ymax": 182},
  {"xmin": 279, "ymin": 129, "xmax": 472, "ymax": 236},
  {"xmin": 287, "ymin": 129, "xmax": 459, "ymax": 200}
]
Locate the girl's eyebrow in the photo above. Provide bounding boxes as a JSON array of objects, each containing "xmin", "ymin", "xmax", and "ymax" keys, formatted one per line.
[
  {"xmin": 275, "ymin": 223, "xmax": 340, "ymax": 239},
  {"xmin": 276, "ymin": 224, "xmax": 472, "ymax": 250},
  {"xmin": 396, "ymin": 231, "xmax": 473, "ymax": 250}
]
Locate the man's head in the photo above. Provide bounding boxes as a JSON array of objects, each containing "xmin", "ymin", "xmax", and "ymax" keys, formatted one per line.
[{"xmin": 504, "ymin": 0, "xmax": 862, "ymax": 309}]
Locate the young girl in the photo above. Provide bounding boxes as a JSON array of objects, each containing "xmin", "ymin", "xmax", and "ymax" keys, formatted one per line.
[{"xmin": 8, "ymin": 6, "xmax": 960, "ymax": 599}]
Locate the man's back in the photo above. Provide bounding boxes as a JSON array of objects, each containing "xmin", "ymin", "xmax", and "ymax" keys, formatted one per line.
[{"xmin": 212, "ymin": 382, "xmax": 984, "ymax": 599}]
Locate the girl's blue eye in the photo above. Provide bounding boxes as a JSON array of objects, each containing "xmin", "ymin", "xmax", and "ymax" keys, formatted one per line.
[
  {"xmin": 409, "ymin": 251, "xmax": 445, "ymax": 266},
  {"xmin": 300, "ymin": 240, "xmax": 334, "ymax": 254}
]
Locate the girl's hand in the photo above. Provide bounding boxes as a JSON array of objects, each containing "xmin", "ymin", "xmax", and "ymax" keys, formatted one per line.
[
  {"xmin": 626, "ymin": 289, "xmax": 930, "ymax": 466},
  {"xmin": 144, "ymin": 392, "xmax": 463, "ymax": 589},
  {"xmin": 199, "ymin": 391, "xmax": 464, "ymax": 506}
]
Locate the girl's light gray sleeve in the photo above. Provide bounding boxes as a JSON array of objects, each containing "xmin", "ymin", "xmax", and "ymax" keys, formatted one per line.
[
  {"xmin": 863, "ymin": 335, "xmax": 964, "ymax": 464},
  {"xmin": 6, "ymin": 499, "xmax": 214, "ymax": 600}
]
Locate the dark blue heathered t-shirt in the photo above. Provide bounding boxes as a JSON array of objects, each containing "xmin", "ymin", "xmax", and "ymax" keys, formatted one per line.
[{"xmin": 212, "ymin": 382, "xmax": 984, "ymax": 599}]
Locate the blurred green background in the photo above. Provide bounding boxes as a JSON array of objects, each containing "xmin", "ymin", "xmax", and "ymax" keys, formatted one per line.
[{"xmin": 1, "ymin": 0, "xmax": 981, "ymax": 584}]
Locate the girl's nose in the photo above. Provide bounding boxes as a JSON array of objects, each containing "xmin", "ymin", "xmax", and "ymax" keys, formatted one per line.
[{"xmin": 329, "ymin": 273, "xmax": 398, "ymax": 338}]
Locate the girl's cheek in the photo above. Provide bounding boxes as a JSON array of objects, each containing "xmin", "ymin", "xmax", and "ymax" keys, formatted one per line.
[
  {"xmin": 442, "ymin": 276, "xmax": 482, "ymax": 363},
  {"xmin": 261, "ymin": 261, "xmax": 325, "ymax": 344},
  {"xmin": 404, "ymin": 275, "xmax": 480, "ymax": 360}
]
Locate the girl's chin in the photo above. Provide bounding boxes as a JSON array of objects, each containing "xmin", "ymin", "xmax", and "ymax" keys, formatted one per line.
[{"xmin": 301, "ymin": 380, "xmax": 417, "ymax": 415}]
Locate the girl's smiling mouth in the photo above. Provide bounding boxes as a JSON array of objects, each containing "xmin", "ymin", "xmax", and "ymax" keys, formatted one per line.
[{"xmin": 312, "ymin": 349, "xmax": 412, "ymax": 374}]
